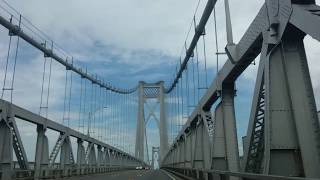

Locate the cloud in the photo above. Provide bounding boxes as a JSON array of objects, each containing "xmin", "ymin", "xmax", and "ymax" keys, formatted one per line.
[{"xmin": 5, "ymin": 0, "xmax": 199, "ymax": 55}]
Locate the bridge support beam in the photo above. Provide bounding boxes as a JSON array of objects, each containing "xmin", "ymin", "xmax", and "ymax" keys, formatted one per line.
[
  {"xmin": 178, "ymin": 139, "xmax": 185, "ymax": 168},
  {"xmin": 0, "ymin": 103, "xmax": 30, "ymax": 180},
  {"xmin": 0, "ymin": 117, "xmax": 13, "ymax": 180},
  {"xmin": 102, "ymin": 148, "xmax": 108, "ymax": 170},
  {"xmin": 77, "ymin": 139, "xmax": 85, "ymax": 175},
  {"xmin": 116, "ymin": 153, "xmax": 121, "ymax": 167},
  {"xmin": 212, "ymin": 83, "xmax": 240, "ymax": 180},
  {"xmin": 159, "ymin": 82, "xmax": 169, "ymax": 161},
  {"xmin": 222, "ymin": 84, "xmax": 240, "ymax": 172},
  {"xmin": 244, "ymin": 26, "xmax": 320, "ymax": 178},
  {"xmin": 34, "ymin": 125, "xmax": 49, "ymax": 179},
  {"xmin": 104, "ymin": 148, "xmax": 110, "ymax": 168},
  {"xmin": 87, "ymin": 143, "xmax": 97, "ymax": 173},
  {"xmin": 97, "ymin": 145, "xmax": 103, "ymax": 172},
  {"xmin": 109, "ymin": 150, "xmax": 115, "ymax": 167},
  {"xmin": 60, "ymin": 136, "xmax": 74, "ymax": 177}
]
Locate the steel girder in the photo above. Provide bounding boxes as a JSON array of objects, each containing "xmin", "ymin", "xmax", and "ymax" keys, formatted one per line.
[
  {"xmin": 242, "ymin": 0, "xmax": 320, "ymax": 177},
  {"xmin": 162, "ymin": 0, "xmax": 320, "ymax": 179},
  {"xmin": 244, "ymin": 26, "xmax": 320, "ymax": 177}
]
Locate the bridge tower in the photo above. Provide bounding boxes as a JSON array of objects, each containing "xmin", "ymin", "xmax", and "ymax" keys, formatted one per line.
[
  {"xmin": 151, "ymin": 147, "xmax": 160, "ymax": 169},
  {"xmin": 135, "ymin": 81, "xmax": 169, "ymax": 163}
]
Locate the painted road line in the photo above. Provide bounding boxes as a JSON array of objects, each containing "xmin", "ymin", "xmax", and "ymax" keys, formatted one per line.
[{"xmin": 161, "ymin": 169, "xmax": 176, "ymax": 180}]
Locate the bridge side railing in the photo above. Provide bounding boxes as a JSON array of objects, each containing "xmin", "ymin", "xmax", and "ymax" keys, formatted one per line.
[
  {"xmin": 9, "ymin": 166, "xmax": 135, "ymax": 180},
  {"xmin": 0, "ymin": 99, "xmax": 146, "ymax": 180},
  {"xmin": 162, "ymin": 167, "xmax": 319, "ymax": 180}
]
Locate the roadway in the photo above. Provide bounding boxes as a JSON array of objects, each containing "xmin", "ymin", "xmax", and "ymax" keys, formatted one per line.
[{"xmin": 65, "ymin": 170, "xmax": 181, "ymax": 180}]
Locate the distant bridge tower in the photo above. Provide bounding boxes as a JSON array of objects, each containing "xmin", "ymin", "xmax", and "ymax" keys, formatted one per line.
[
  {"xmin": 135, "ymin": 81, "xmax": 168, "ymax": 163},
  {"xmin": 151, "ymin": 147, "xmax": 160, "ymax": 169}
]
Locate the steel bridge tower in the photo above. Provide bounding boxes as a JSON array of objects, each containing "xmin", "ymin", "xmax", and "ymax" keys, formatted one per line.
[
  {"xmin": 151, "ymin": 147, "xmax": 160, "ymax": 169},
  {"xmin": 135, "ymin": 81, "xmax": 168, "ymax": 163}
]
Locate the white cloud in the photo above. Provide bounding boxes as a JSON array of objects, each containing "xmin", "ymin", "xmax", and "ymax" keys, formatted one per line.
[{"xmin": 4, "ymin": 0, "xmax": 199, "ymax": 56}]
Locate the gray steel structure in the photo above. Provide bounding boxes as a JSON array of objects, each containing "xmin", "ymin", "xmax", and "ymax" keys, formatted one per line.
[
  {"xmin": 0, "ymin": 99, "xmax": 146, "ymax": 180},
  {"xmin": 0, "ymin": 0, "xmax": 320, "ymax": 179},
  {"xmin": 135, "ymin": 81, "xmax": 169, "ymax": 162},
  {"xmin": 161, "ymin": 0, "xmax": 320, "ymax": 179},
  {"xmin": 151, "ymin": 147, "xmax": 160, "ymax": 170}
]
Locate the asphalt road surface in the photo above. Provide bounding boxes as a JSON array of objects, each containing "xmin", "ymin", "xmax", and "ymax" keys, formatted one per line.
[{"xmin": 65, "ymin": 170, "xmax": 180, "ymax": 180}]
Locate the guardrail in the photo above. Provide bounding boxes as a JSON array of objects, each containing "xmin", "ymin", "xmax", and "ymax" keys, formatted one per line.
[
  {"xmin": 0, "ymin": 166, "xmax": 137, "ymax": 180},
  {"xmin": 0, "ymin": 99, "xmax": 146, "ymax": 180},
  {"xmin": 162, "ymin": 167, "xmax": 319, "ymax": 180}
]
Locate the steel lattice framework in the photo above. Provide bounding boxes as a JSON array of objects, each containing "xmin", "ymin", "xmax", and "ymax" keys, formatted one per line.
[
  {"xmin": 162, "ymin": 0, "xmax": 320, "ymax": 179},
  {"xmin": 0, "ymin": 0, "xmax": 320, "ymax": 180}
]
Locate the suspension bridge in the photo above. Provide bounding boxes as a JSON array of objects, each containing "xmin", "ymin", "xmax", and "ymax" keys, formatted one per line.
[{"xmin": 0, "ymin": 0, "xmax": 320, "ymax": 179}]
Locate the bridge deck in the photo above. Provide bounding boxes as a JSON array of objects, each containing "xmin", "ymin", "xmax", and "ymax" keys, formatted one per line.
[{"xmin": 64, "ymin": 170, "xmax": 178, "ymax": 180}]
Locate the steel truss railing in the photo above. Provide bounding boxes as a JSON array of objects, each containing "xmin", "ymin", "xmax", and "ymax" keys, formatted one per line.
[
  {"xmin": 0, "ymin": 99, "xmax": 146, "ymax": 179},
  {"xmin": 162, "ymin": 167, "xmax": 319, "ymax": 180}
]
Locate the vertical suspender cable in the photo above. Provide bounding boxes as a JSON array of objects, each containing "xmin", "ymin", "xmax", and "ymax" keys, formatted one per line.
[
  {"xmin": 98, "ymin": 87, "xmax": 102, "ymax": 140},
  {"xmin": 1, "ymin": 20, "xmax": 12, "ymax": 100},
  {"xmin": 78, "ymin": 77, "xmax": 83, "ymax": 132},
  {"xmin": 83, "ymin": 79, "xmax": 87, "ymax": 134},
  {"xmin": 88, "ymin": 83, "xmax": 93, "ymax": 136},
  {"xmin": 9, "ymin": 15, "xmax": 21, "ymax": 103},
  {"xmin": 180, "ymin": 65, "xmax": 184, "ymax": 129},
  {"xmin": 177, "ymin": 72, "xmax": 180, "ymax": 135},
  {"xmin": 202, "ymin": 35, "xmax": 208, "ymax": 88},
  {"xmin": 39, "ymin": 56, "xmax": 47, "ymax": 115},
  {"xmin": 213, "ymin": 7, "xmax": 219, "ymax": 75},
  {"xmin": 104, "ymin": 89, "xmax": 107, "ymax": 142},
  {"xmin": 185, "ymin": 64, "xmax": 189, "ymax": 117},
  {"xmin": 195, "ymin": 44, "xmax": 201, "ymax": 102},
  {"xmin": 67, "ymin": 71, "xmax": 73, "ymax": 127},
  {"xmin": 175, "ymin": 70, "xmax": 177, "ymax": 137},
  {"xmin": 93, "ymin": 84, "xmax": 97, "ymax": 138},
  {"xmin": 62, "ymin": 70, "xmax": 68, "ymax": 125},
  {"xmin": 111, "ymin": 92, "xmax": 115, "ymax": 146},
  {"xmin": 45, "ymin": 57, "xmax": 53, "ymax": 119},
  {"xmin": 191, "ymin": 53, "xmax": 196, "ymax": 107},
  {"xmin": 107, "ymin": 90, "xmax": 111, "ymax": 144}
]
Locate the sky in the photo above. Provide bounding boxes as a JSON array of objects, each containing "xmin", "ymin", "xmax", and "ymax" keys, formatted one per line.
[{"xmin": 0, "ymin": 0, "xmax": 320, "ymax": 165}]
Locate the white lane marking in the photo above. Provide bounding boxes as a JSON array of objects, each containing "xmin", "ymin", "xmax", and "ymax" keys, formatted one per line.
[{"xmin": 161, "ymin": 169, "xmax": 176, "ymax": 180}]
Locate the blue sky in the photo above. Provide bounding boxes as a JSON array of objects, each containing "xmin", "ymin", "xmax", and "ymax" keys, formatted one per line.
[{"xmin": 0, "ymin": 0, "xmax": 320, "ymax": 164}]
